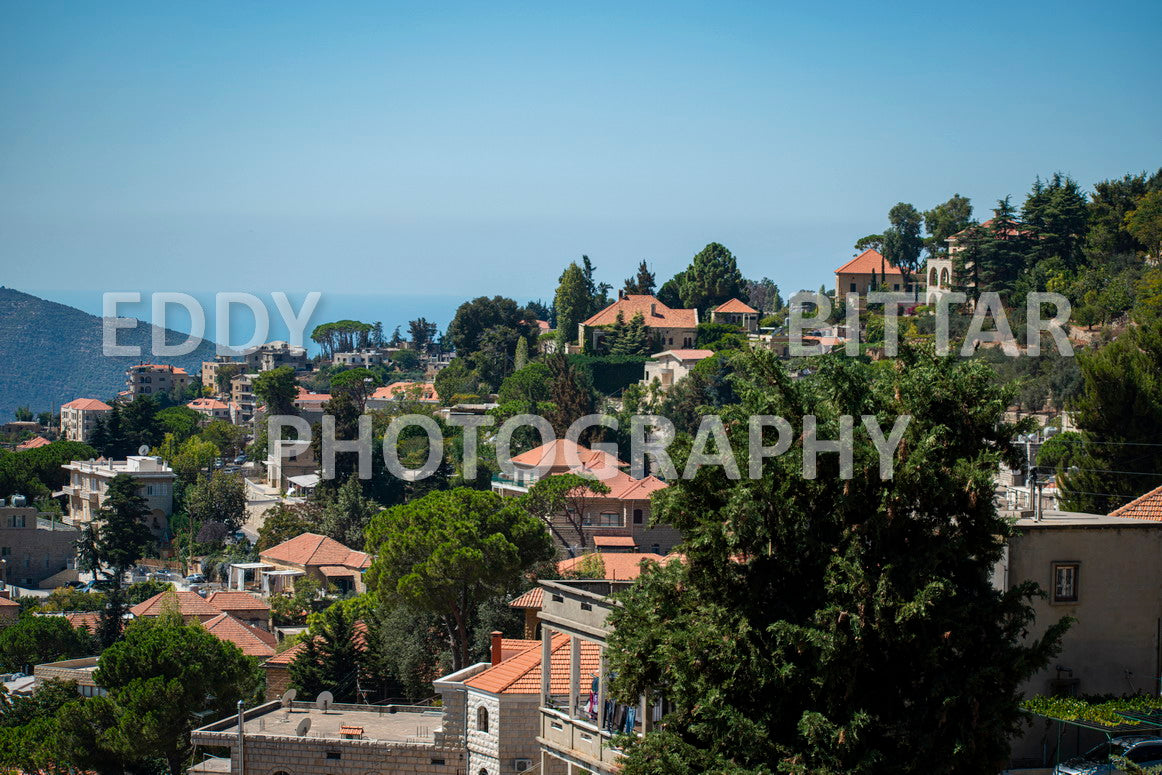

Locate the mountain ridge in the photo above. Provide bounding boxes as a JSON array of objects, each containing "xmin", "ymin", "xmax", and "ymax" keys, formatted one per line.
[{"xmin": 0, "ymin": 287, "xmax": 218, "ymax": 421}]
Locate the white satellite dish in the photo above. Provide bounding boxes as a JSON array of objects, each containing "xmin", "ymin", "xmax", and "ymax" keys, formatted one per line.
[
  {"xmin": 295, "ymin": 717, "xmax": 312, "ymax": 737},
  {"xmin": 316, "ymin": 690, "xmax": 333, "ymax": 713},
  {"xmin": 280, "ymin": 688, "xmax": 297, "ymax": 708},
  {"xmin": 138, "ymin": 444, "xmax": 150, "ymax": 456}
]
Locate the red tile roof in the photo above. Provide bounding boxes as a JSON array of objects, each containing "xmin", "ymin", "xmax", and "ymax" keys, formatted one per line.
[
  {"xmin": 567, "ymin": 468, "xmax": 667, "ymax": 502},
  {"xmin": 260, "ymin": 533, "xmax": 372, "ymax": 570},
  {"xmin": 206, "ymin": 590, "xmax": 270, "ymax": 613},
  {"xmin": 63, "ymin": 611, "xmax": 101, "ymax": 632},
  {"xmin": 129, "ymin": 589, "xmax": 222, "ymax": 618},
  {"xmin": 714, "ymin": 298, "xmax": 758, "ymax": 314},
  {"xmin": 1110, "ymin": 484, "xmax": 1162, "ymax": 521},
  {"xmin": 263, "ymin": 641, "xmax": 306, "ymax": 666},
  {"xmin": 834, "ymin": 249, "xmax": 902, "ymax": 276},
  {"xmin": 592, "ymin": 536, "xmax": 637, "ymax": 548},
  {"xmin": 202, "ymin": 612, "xmax": 277, "ymax": 657},
  {"xmin": 0, "ymin": 596, "xmax": 21, "ymax": 609},
  {"xmin": 61, "ymin": 398, "xmax": 112, "ymax": 411},
  {"xmin": 582, "ymin": 295, "xmax": 697, "ymax": 329},
  {"xmin": 510, "ymin": 439, "xmax": 626, "ymax": 471},
  {"xmin": 16, "ymin": 436, "xmax": 51, "ymax": 450},
  {"xmin": 188, "ymin": 397, "xmax": 229, "ymax": 411},
  {"xmin": 652, "ymin": 349, "xmax": 714, "ymax": 362},
  {"xmin": 371, "ymin": 382, "xmax": 439, "ymax": 402},
  {"xmin": 948, "ymin": 219, "xmax": 1030, "ymax": 242},
  {"xmin": 509, "ymin": 587, "xmax": 543, "ymax": 610},
  {"xmin": 557, "ymin": 552, "xmax": 680, "ymax": 580},
  {"xmin": 464, "ymin": 634, "xmax": 601, "ymax": 695}
]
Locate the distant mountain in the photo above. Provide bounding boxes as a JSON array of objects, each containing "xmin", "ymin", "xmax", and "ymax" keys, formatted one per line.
[{"xmin": 0, "ymin": 287, "xmax": 218, "ymax": 421}]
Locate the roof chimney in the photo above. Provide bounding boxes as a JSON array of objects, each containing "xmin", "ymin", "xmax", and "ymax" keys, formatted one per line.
[
  {"xmin": 650, "ymin": 303, "xmax": 657, "ymax": 317},
  {"xmin": 490, "ymin": 631, "xmax": 504, "ymax": 665},
  {"xmin": 618, "ymin": 289, "xmax": 626, "ymax": 301}
]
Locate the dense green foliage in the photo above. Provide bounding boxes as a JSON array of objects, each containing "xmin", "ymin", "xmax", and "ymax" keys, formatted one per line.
[
  {"xmin": 605, "ymin": 348, "xmax": 1068, "ymax": 774},
  {"xmin": 0, "ymin": 439, "xmax": 97, "ymax": 499}
]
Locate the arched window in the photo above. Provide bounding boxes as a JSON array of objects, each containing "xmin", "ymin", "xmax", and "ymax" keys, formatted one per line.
[
  {"xmin": 477, "ymin": 705, "xmax": 489, "ymax": 733},
  {"xmin": 479, "ymin": 769, "xmax": 489, "ymax": 775},
  {"xmin": 940, "ymin": 267, "xmax": 950, "ymax": 288}
]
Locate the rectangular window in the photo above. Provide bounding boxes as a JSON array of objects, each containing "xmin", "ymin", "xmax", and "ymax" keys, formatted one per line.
[
  {"xmin": 893, "ymin": 283, "xmax": 900, "ymax": 291},
  {"xmin": 1053, "ymin": 563, "xmax": 1079, "ymax": 603},
  {"xmin": 0, "ymin": 547, "xmax": 9, "ymax": 556},
  {"xmin": 583, "ymin": 512, "xmax": 624, "ymax": 527},
  {"xmin": 849, "ymin": 282, "xmax": 857, "ymax": 292},
  {"xmin": 7, "ymin": 515, "xmax": 25, "ymax": 528}
]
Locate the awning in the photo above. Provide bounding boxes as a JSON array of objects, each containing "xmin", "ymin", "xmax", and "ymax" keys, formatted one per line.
[
  {"xmin": 230, "ymin": 562, "xmax": 272, "ymax": 570},
  {"xmin": 593, "ymin": 536, "xmax": 637, "ymax": 548},
  {"xmin": 287, "ymin": 474, "xmax": 320, "ymax": 488}
]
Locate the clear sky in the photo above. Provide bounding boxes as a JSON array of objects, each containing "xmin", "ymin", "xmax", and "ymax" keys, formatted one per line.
[{"xmin": 2, "ymin": 0, "xmax": 1159, "ymax": 308}]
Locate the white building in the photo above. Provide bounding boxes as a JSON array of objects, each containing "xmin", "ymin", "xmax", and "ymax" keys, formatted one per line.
[
  {"xmin": 59, "ymin": 398, "xmax": 112, "ymax": 443},
  {"xmin": 60, "ymin": 457, "xmax": 176, "ymax": 538}
]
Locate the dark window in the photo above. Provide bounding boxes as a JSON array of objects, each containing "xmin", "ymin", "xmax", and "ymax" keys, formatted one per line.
[
  {"xmin": 325, "ymin": 751, "xmax": 341, "ymax": 760},
  {"xmin": 477, "ymin": 705, "xmax": 489, "ymax": 732},
  {"xmin": 633, "ymin": 508, "xmax": 644, "ymax": 524},
  {"xmin": 1053, "ymin": 563, "xmax": 1079, "ymax": 603},
  {"xmin": 849, "ymin": 282, "xmax": 856, "ymax": 292},
  {"xmin": 580, "ymin": 602, "xmax": 592, "ymax": 611}
]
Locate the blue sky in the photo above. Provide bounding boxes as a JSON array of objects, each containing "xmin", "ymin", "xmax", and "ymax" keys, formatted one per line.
[{"xmin": 2, "ymin": 0, "xmax": 1159, "ymax": 313}]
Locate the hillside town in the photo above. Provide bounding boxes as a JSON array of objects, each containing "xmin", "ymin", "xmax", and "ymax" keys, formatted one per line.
[{"xmin": 3, "ymin": 167, "xmax": 1162, "ymax": 774}]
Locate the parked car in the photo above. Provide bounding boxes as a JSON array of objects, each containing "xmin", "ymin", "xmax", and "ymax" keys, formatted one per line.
[
  {"xmin": 233, "ymin": 454, "xmax": 247, "ymax": 464},
  {"xmin": 1054, "ymin": 736, "xmax": 1162, "ymax": 774},
  {"xmin": 63, "ymin": 580, "xmax": 84, "ymax": 589},
  {"xmin": 185, "ymin": 573, "xmax": 206, "ymax": 585}
]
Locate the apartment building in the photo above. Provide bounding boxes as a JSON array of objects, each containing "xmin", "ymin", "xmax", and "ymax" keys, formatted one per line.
[
  {"xmin": 59, "ymin": 398, "xmax": 112, "ymax": 443},
  {"xmin": 0, "ymin": 503, "xmax": 78, "ymax": 589},
  {"xmin": 124, "ymin": 363, "xmax": 191, "ymax": 400},
  {"xmin": 60, "ymin": 456, "xmax": 175, "ymax": 538}
]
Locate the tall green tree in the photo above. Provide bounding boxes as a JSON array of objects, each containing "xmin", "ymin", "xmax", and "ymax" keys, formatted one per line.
[
  {"xmin": 365, "ymin": 488, "xmax": 553, "ymax": 670},
  {"xmin": 1086, "ymin": 172, "xmax": 1152, "ymax": 258},
  {"xmin": 408, "ymin": 317, "xmax": 438, "ymax": 351},
  {"xmin": 289, "ymin": 602, "xmax": 364, "ymax": 702},
  {"xmin": 92, "ymin": 474, "xmax": 153, "ymax": 646},
  {"xmin": 923, "ymin": 194, "xmax": 974, "ymax": 257},
  {"xmin": 1058, "ymin": 319, "xmax": 1162, "ymax": 513},
  {"xmin": 0, "ymin": 616, "xmax": 93, "ymax": 673},
  {"xmin": 623, "ymin": 260, "xmax": 658, "ymax": 295},
  {"xmin": 89, "ymin": 615, "xmax": 262, "ymax": 775},
  {"xmin": 882, "ymin": 202, "xmax": 925, "ymax": 297},
  {"xmin": 252, "ymin": 365, "xmax": 298, "ymax": 416},
  {"xmin": 320, "ymin": 473, "xmax": 379, "ymax": 550},
  {"xmin": 555, "ymin": 262, "xmax": 592, "ymax": 348},
  {"xmin": 1126, "ymin": 189, "xmax": 1162, "ymax": 261},
  {"xmin": 606, "ymin": 348, "xmax": 1067, "ymax": 774},
  {"xmin": 1022, "ymin": 173, "xmax": 1088, "ymax": 270},
  {"xmin": 446, "ymin": 296, "xmax": 533, "ymax": 356},
  {"xmin": 656, "ymin": 270, "xmax": 687, "ymax": 309},
  {"xmin": 679, "ymin": 243, "xmax": 746, "ymax": 312},
  {"xmin": 184, "ymin": 471, "xmax": 247, "ymax": 534}
]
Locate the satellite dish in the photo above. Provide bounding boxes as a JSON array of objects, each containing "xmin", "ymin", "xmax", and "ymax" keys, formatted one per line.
[
  {"xmin": 316, "ymin": 690, "xmax": 333, "ymax": 713},
  {"xmin": 280, "ymin": 688, "xmax": 297, "ymax": 708},
  {"xmin": 295, "ymin": 717, "xmax": 312, "ymax": 737},
  {"xmin": 138, "ymin": 444, "xmax": 150, "ymax": 456}
]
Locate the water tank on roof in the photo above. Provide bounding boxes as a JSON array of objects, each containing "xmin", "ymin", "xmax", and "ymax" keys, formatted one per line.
[{"xmin": 9, "ymin": 495, "xmax": 26, "ymax": 507}]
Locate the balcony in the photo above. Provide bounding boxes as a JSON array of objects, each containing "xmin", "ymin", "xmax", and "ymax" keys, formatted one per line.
[{"xmin": 490, "ymin": 472, "xmax": 538, "ymax": 493}]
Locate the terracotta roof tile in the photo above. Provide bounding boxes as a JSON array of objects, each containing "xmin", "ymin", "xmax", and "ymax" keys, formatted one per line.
[
  {"xmin": 565, "ymin": 468, "xmax": 667, "ymax": 501},
  {"xmin": 263, "ymin": 641, "xmax": 306, "ymax": 667},
  {"xmin": 557, "ymin": 552, "xmax": 681, "ymax": 580},
  {"xmin": 202, "ymin": 612, "xmax": 277, "ymax": 657},
  {"xmin": 509, "ymin": 587, "xmax": 543, "ymax": 610},
  {"xmin": 0, "ymin": 596, "xmax": 22, "ymax": 608},
  {"xmin": 206, "ymin": 590, "xmax": 270, "ymax": 612},
  {"xmin": 129, "ymin": 589, "xmax": 222, "ymax": 618},
  {"xmin": 834, "ymin": 249, "xmax": 902, "ymax": 276},
  {"xmin": 1110, "ymin": 484, "xmax": 1162, "ymax": 521},
  {"xmin": 16, "ymin": 436, "xmax": 51, "ymax": 450},
  {"xmin": 652, "ymin": 349, "xmax": 715, "ymax": 362},
  {"xmin": 714, "ymin": 298, "xmax": 758, "ymax": 314},
  {"xmin": 464, "ymin": 634, "xmax": 601, "ymax": 695},
  {"xmin": 592, "ymin": 536, "xmax": 637, "ymax": 548},
  {"xmin": 371, "ymin": 382, "xmax": 439, "ymax": 402},
  {"xmin": 260, "ymin": 533, "xmax": 371, "ymax": 569},
  {"xmin": 582, "ymin": 295, "xmax": 697, "ymax": 329},
  {"xmin": 61, "ymin": 398, "xmax": 112, "ymax": 411},
  {"xmin": 510, "ymin": 439, "xmax": 626, "ymax": 471}
]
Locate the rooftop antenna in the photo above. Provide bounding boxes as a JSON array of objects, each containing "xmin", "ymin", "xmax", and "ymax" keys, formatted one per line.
[
  {"xmin": 316, "ymin": 690, "xmax": 333, "ymax": 714},
  {"xmin": 295, "ymin": 717, "xmax": 312, "ymax": 737}
]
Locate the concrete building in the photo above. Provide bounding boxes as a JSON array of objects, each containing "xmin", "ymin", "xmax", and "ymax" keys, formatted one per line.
[
  {"xmin": 997, "ymin": 511, "xmax": 1162, "ymax": 768},
  {"xmin": 230, "ymin": 373, "xmax": 259, "ymax": 424},
  {"xmin": 709, "ymin": 297, "xmax": 760, "ymax": 332},
  {"xmin": 190, "ymin": 699, "xmax": 461, "ymax": 775},
  {"xmin": 578, "ymin": 294, "xmax": 698, "ymax": 352},
  {"xmin": 834, "ymin": 248, "xmax": 922, "ymax": 309},
  {"xmin": 641, "ymin": 348, "xmax": 714, "ymax": 391},
  {"xmin": 124, "ymin": 363, "xmax": 192, "ymax": 400},
  {"xmin": 60, "ymin": 456, "xmax": 176, "ymax": 538},
  {"xmin": 187, "ymin": 397, "xmax": 231, "ymax": 421},
  {"xmin": 492, "ymin": 440, "xmax": 680, "ymax": 557},
  {"xmin": 33, "ymin": 656, "xmax": 105, "ymax": 697},
  {"xmin": 59, "ymin": 398, "xmax": 112, "ymax": 443},
  {"xmin": 0, "ymin": 503, "xmax": 78, "ymax": 589}
]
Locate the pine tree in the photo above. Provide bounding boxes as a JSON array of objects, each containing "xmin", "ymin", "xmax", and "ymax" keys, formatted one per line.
[
  {"xmin": 555, "ymin": 262, "xmax": 591, "ymax": 348},
  {"xmin": 623, "ymin": 260, "xmax": 657, "ymax": 295},
  {"xmin": 606, "ymin": 348, "xmax": 1068, "ymax": 774},
  {"xmin": 514, "ymin": 335, "xmax": 530, "ymax": 371},
  {"xmin": 290, "ymin": 604, "xmax": 364, "ymax": 702}
]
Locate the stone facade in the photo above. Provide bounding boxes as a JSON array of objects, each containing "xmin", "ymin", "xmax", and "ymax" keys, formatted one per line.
[{"xmin": 0, "ymin": 506, "xmax": 78, "ymax": 589}]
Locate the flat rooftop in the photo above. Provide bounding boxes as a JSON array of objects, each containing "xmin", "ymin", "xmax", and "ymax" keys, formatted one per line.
[
  {"xmin": 201, "ymin": 701, "xmax": 443, "ymax": 744},
  {"xmin": 1011, "ymin": 511, "xmax": 1161, "ymax": 528}
]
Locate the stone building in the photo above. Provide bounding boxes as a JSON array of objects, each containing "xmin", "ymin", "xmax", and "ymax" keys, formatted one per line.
[{"xmin": 0, "ymin": 503, "xmax": 78, "ymax": 589}]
